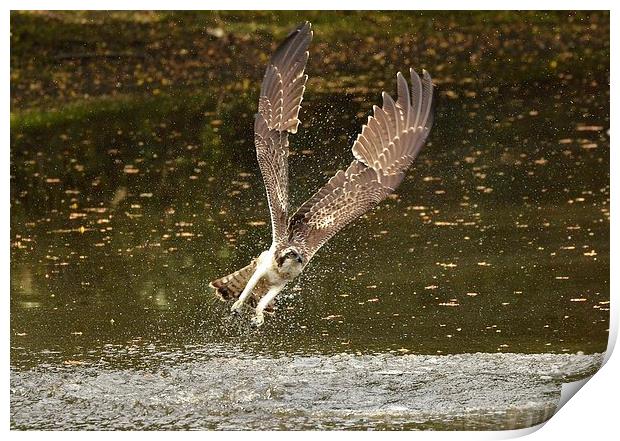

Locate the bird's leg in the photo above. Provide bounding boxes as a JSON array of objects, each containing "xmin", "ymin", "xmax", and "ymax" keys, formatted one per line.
[
  {"xmin": 231, "ymin": 265, "xmax": 267, "ymax": 314},
  {"xmin": 251, "ymin": 285, "xmax": 283, "ymax": 328}
]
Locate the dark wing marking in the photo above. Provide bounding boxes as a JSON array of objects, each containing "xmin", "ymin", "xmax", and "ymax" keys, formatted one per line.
[
  {"xmin": 255, "ymin": 22, "xmax": 313, "ymax": 247},
  {"xmin": 288, "ymin": 68, "xmax": 434, "ymax": 260}
]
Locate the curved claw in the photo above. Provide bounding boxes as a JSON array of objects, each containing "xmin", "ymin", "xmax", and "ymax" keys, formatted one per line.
[
  {"xmin": 231, "ymin": 299, "xmax": 244, "ymax": 315},
  {"xmin": 250, "ymin": 313, "xmax": 265, "ymax": 328}
]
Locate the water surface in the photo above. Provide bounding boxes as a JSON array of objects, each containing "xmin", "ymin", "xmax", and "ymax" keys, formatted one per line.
[
  {"xmin": 10, "ymin": 346, "xmax": 603, "ymax": 430},
  {"xmin": 11, "ymin": 11, "xmax": 609, "ymax": 430}
]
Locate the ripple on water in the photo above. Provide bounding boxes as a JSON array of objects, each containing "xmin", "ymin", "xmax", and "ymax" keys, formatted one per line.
[{"xmin": 10, "ymin": 347, "xmax": 603, "ymax": 430}]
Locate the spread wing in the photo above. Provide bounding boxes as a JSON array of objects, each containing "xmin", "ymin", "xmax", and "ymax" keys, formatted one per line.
[
  {"xmin": 288, "ymin": 68, "xmax": 435, "ymax": 260},
  {"xmin": 254, "ymin": 22, "xmax": 312, "ymax": 247}
]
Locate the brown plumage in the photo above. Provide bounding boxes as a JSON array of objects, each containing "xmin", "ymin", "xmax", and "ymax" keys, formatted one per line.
[
  {"xmin": 210, "ymin": 260, "xmax": 276, "ymax": 313},
  {"xmin": 209, "ymin": 21, "xmax": 435, "ymax": 325}
]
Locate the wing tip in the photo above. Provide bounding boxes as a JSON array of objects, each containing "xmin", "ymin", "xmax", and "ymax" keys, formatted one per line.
[
  {"xmin": 422, "ymin": 68, "xmax": 432, "ymax": 82},
  {"xmin": 294, "ymin": 21, "xmax": 313, "ymax": 40},
  {"xmin": 409, "ymin": 66, "xmax": 433, "ymax": 83},
  {"xmin": 272, "ymin": 21, "xmax": 313, "ymax": 61}
]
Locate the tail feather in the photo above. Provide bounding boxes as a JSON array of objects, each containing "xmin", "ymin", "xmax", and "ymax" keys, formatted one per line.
[
  {"xmin": 209, "ymin": 259, "xmax": 276, "ymax": 312},
  {"xmin": 210, "ymin": 260, "xmax": 257, "ymax": 301}
]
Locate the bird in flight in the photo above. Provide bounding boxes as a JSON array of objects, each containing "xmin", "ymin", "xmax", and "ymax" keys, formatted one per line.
[{"xmin": 210, "ymin": 22, "xmax": 434, "ymax": 327}]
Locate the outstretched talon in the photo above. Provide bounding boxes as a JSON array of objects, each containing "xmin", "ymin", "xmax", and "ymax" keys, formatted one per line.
[
  {"xmin": 250, "ymin": 313, "xmax": 265, "ymax": 328},
  {"xmin": 231, "ymin": 299, "xmax": 244, "ymax": 315}
]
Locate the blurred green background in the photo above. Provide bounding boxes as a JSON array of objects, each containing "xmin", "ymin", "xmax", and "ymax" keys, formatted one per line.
[{"xmin": 11, "ymin": 11, "xmax": 609, "ymax": 117}]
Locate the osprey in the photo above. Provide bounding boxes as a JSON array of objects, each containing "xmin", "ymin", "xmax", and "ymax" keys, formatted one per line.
[{"xmin": 210, "ymin": 22, "xmax": 435, "ymax": 327}]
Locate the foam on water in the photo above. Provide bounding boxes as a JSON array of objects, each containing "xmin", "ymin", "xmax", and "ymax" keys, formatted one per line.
[{"xmin": 10, "ymin": 346, "xmax": 603, "ymax": 430}]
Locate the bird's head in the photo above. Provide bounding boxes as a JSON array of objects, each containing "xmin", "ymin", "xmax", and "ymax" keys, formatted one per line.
[{"xmin": 276, "ymin": 247, "xmax": 304, "ymax": 276}]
